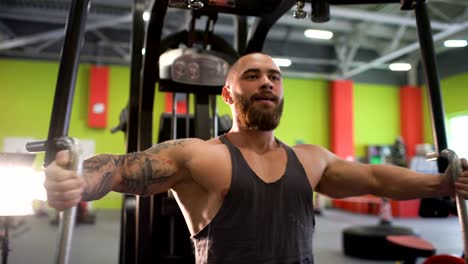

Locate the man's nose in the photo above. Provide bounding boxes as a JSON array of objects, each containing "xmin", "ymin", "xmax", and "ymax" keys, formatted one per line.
[{"xmin": 260, "ymin": 76, "xmax": 273, "ymax": 90}]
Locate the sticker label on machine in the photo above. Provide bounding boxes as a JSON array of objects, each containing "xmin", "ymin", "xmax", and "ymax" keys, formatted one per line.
[{"xmin": 171, "ymin": 53, "xmax": 229, "ymax": 87}]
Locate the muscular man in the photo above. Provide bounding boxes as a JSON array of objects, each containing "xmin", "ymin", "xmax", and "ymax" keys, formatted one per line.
[{"xmin": 45, "ymin": 53, "xmax": 468, "ymax": 264}]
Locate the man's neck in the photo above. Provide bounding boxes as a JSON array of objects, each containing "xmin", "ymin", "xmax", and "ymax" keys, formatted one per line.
[{"xmin": 225, "ymin": 128, "xmax": 279, "ymax": 153}]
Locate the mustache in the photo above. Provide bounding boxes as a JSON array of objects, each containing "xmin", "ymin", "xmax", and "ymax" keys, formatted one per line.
[{"xmin": 251, "ymin": 91, "xmax": 280, "ymax": 102}]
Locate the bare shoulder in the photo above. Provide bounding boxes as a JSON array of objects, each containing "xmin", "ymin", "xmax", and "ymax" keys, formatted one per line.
[
  {"xmin": 291, "ymin": 144, "xmax": 334, "ymax": 188},
  {"xmin": 292, "ymin": 144, "xmax": 332, "ymax": 160},
  {"xmin": 145, "ymin": 137, "xmax": 227, "ymax": 165},
  {"xmin": 174, "ymin": 137, "xmax": 230, "ymax": 192}
]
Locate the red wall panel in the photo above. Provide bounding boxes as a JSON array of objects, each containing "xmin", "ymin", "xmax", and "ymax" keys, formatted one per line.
[
  {"xmin": 88, "ymin": 66, "xmax": 109, "ymax": 128},
  {"xmin": 399, "ymin": 86, "xmax": 423, "ymax": 158},
  {"xmin": 330, "ymin": 80, "xmax": 354, "ymax": 159}
]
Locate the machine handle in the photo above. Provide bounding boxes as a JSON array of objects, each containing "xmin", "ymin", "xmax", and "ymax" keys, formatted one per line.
[{"xmin": 439, "ymin": 149, "xmax": 468, "ymax": 263}]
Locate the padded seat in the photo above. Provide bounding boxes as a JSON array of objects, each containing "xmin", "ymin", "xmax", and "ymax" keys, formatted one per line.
[{"xmin": 343, "ymin": 225, "xmax": 435, "ymax": 262}]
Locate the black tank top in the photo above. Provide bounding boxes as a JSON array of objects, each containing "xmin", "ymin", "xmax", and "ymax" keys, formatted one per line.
[{"xmin": 192, "ymin": 135, "xmax": 315, "ymax": 264}]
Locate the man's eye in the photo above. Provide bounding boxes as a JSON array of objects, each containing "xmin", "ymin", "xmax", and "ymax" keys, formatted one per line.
[
  {"xmin": 246, "ymin": 75, "xmax": 258, "ymax": 80},
  {"xmin": 271, "ymin": 75, "xmax": 281, "ymax": 81}
]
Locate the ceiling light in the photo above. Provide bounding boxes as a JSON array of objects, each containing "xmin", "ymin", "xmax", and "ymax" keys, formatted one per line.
[
  {"xmin": 141, "ymin": 48, "xmax": 146, "ymax": 55},
  {"xmin": 304, "ymin": 29, "xmax": 333, "ymax": 40},
  {"xmin": 143, "ymin": 11, "xmax": 150, "ymax": 22},
  {"xmin": 389, "ymin": 62, "xmax": 411, "ymax": 71},
  {"xmin": 273, "ymin": 58, "xmax": 292, "ymax": 67},
  {"xmin": 444, "ymin": 40, "xmax": 467, "ymax": 48}
]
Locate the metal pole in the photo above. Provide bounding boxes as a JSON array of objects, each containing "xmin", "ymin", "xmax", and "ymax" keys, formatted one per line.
[
  {"xmin": 1, "ymin": 217, "xmax": 10, "ymax": 264},
  {"xmin": 186, "ymin": 93, "xmax": 191, "ymax": 138},
  {"xmin": 25, "ymin": 0, "xmax": 90, "ymax": 263},
  {"xmin": 328, "ymin": 0, "xmax": 399, "ymax": 4},
  {"xmin": 414, "ymin": 0, "xmax": 448, "ymax": 171},
  {"xmin": 44, "ymin": 0, "xmax": 89, "ymax": 165},
  {"xmin": 119, "ymin": 0, "xmax": 146, "ymax": 262},
  {"xmin": 169, "ymin": 92, "xmax": 179, "ymax": 256},
  {"xmin": 211, "ymin": 95, "xmax": 218, "ymax": 137},
  {"xmin": 54, "ymin": 138, "xmax": 82, "ymax": 264}
]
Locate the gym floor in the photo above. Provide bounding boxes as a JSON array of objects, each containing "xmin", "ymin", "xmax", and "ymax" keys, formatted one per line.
[{"xmin": 3, "ymin": 209, "xmax": 462, "ymax": 264}]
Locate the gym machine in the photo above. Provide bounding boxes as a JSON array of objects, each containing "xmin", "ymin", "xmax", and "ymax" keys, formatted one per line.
[
  {"xmin": 23, "ymin": 0, "xmax": 467, "ymax": 263},
  {"xmin": 116, "ymin": 0, "xmax": 468, "ymax": 263}
]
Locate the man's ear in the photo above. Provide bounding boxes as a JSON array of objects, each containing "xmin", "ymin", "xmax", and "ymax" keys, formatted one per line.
[{"xmin": 222, "ymin": 85, "xmax": 233, "ymax": 104}]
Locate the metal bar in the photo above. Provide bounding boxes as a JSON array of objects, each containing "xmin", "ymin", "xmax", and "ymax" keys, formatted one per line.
[
  {"xmin": 328, "ymin": 0, "xmax": 399, "ymax": 4},
  {"xmin": 119, "ymin": 0, "xmax": 145, "ymax": 263},
  {"xmin": 136, "ymin": 0, "xmax": 168, "ymax": 262},
  {"xmin": 92, "ymin": 30, "xmax": 128, "ymax": 58},
  {"xmin": 211, "ymin": 95, "xmax": 218, "ymax": 137},
  {"xmin": 186, "ymin": 93, "xmax": 190, "ymax": 138},
  {"xmin": 384, "ymin": 23, "xmax": 408, "ymax": 53},
  {"xmin": 234, "ymin": 15, "xmax": 247, "ymax": 53},
  {"xmin": 245, "ymin": 0, "xmax": 296, "ymax": 53},
  {"xmin": 414, "ymin": 0, "xmax": 447, "ymax": 165},
  {"xmin": 0, "ymin": 21, "xmax": 15, "ymax": 39},
  {"xmin": 281, "ymin": 70, "xmax": 342, "ymax": 80},
  {"xmin": 194, "ymin": 95, "xmax": 212, "ymax": 140},
  {"xmin": 330, "ymin": 6, "xmax": 451, "ymax": 30},
  {"xmin": 344, "ymin": 20, "xmax": 468, "ymax": 78},
  {"xmin": 55, "ymin": 138, "xmax": 82, "ymax": 264},
  {"xmin": 0, "ymin": 14, "xmax": 131, "ymax": 51},
  {"xmin": 37, "ymin": 1, "xmax": 90, "ymax": 263},
  {"xmin": 2, "ymin": 217, "xmax": 10, "ymax": 264},
  {"xmin": 31, "ymin": 38, "xmax": 63, "ymax": 53},
  {"xmin": 44, "ymin": 0, "xmax": 89, "ymax": 165},
  {"xmin": 172, "ymin": 94, "xmax": 178, "ymax": 140}
]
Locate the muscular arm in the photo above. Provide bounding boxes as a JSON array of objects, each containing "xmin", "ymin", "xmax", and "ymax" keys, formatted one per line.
[
  {"xmin": 81, "ymin": 138, "xmax": 199, "ymax": 201},
  {"xmin": 316, "ymin": 148, "xmax": 452, "ymax": 200}
]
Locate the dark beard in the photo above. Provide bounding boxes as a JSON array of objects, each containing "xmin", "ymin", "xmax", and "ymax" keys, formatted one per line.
[{"xmin": 233, "ymin": 92, "xmax": 284, "ymax": 131}]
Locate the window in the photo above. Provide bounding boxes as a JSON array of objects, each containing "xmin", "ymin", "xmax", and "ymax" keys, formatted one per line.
[{"xmin": 448, "ymin": 115, "xmax": 468, "ymax": 159}]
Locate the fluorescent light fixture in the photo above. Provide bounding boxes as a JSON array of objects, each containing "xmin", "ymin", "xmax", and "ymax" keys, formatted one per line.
[
  {"xmin": 304, "ymin": 29, "xmax": 333, "ymax": 40},
  {"xmin": 143, "ymin": 11, "xmax": 150, "ymax": 22},
  {"xmin": 141, "ymin": 48, "xmax": 146, "ymax": 55},
  {"xmin": 389, "ymin": 62, "xmax": 412, "ymax": 71},
  {"xmin": 444, "ymin": 39, "xmax": 467, "ymax": 48},
  {"xmin": 273, "ymin": 58, "xmax": 292, "ymax": 67}
]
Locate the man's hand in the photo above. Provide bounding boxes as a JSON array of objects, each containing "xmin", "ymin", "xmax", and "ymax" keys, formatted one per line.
[
  {"xmin": 454, "ymin": 158, "xmax": 468, "ymax": 199},
  {"xmin": 44, "ymin": 150, "xmax": 85, "ymax": 211}
]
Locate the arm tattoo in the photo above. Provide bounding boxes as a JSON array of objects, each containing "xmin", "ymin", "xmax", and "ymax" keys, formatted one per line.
[
  {"xmin": 81, "ymin": 138, "xmax": 194, "ymax": 199},
  {"xmin": 120, "ymin": 139, "xmax": 193, "ymax": 195},
  {"xmin": 120, "ymin": 155, "xmax": 172, "ymax": 196},
  {"xmin": 81, "ymin": 155, "xmax": 118, "ymax": 201}
]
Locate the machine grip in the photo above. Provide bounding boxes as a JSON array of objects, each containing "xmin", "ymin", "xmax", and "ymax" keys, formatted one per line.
[{"xmin": 439, "ymin": 149, "xmax": 468, "ymax": 263}]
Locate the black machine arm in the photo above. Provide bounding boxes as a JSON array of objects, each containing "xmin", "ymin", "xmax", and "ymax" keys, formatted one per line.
[{"xmin": 25, "ymin": 1, "xmax": 90, "ymax": 264}]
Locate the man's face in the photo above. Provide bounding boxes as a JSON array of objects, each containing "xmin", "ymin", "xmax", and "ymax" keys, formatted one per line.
[
  {"xmin": 233, "ymin": 91, "xmax": 284, "ymax": 131},
  {"xmin": 228, "ymin": 54, "xmax": 284, "ymax": 131}
]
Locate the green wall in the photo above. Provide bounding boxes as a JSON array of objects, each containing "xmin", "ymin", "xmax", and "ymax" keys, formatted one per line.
[
  {"xmin": 0, "ymin": 59, "xmax": 166, "ymax": 209},
  {"xmin": 423, "ymin": 72, "xmax": 468, "ymax": 144},
  {"xmin": 353, "ymin": 83, "xmax": 401, "ymax": 157},
  {"xmin": 276, "ymin": 78, "xmax": 330, "ymax": 147},
  {"xmin": 1, "ymin": 58, "xmax": 467, "ymax": 209}
]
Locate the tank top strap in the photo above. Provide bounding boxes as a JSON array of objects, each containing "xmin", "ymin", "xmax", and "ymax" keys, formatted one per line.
[
  {"xmin": 219, "ymin": 134, "xmax": 236, "ymax": 151},
  {"xmin": 276, "ymin": 138, "xmax": 294, "ymax": 160}
]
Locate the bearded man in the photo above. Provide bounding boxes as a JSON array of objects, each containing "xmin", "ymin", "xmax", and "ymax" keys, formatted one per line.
[{"xmin": 44, "ymin": 53, "xmax": 468, "ymax": 264}]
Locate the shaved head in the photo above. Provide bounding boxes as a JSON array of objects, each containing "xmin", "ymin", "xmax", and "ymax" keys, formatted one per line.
[{"xmin": 226, "ymin": 52, "xmax": 280, "ymax": 87}]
